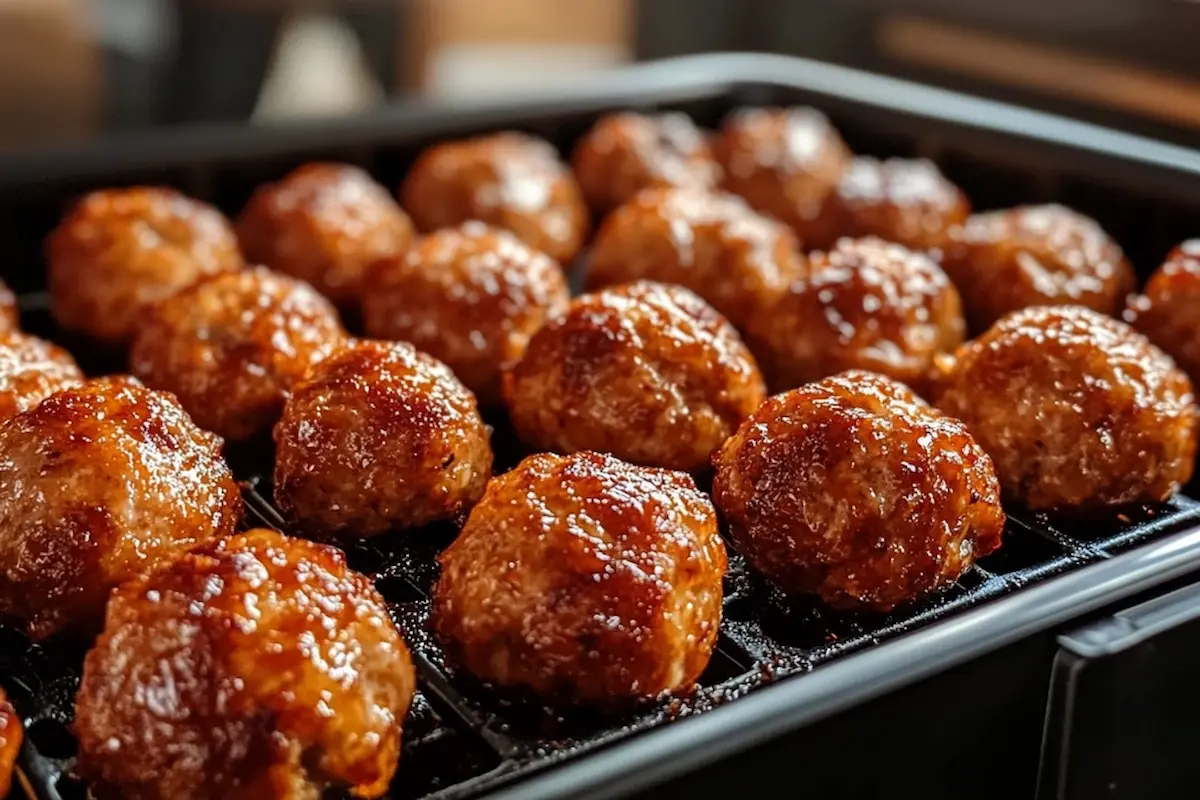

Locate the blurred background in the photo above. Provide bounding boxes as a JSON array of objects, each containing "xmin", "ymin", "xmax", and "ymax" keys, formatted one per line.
[{"xmin": 4, "ymin": 0, "xmax": 1200, "ymax": 151}]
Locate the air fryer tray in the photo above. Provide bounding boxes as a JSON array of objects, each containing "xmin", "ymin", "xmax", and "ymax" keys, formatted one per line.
[{"xmin": 6, "ymin": 53, "xmax": 1200, "ymax": 800}]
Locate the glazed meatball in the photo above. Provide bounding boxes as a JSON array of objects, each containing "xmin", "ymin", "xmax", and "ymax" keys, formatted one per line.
[
  {"xmin": 400, "ymin": 132, "xmax": 589, "ymax": 264},
  {"xmin": 942, "ymin": 204, "xmax": 1136, "ymax": 331},
  {"xmin": 75, "ymin": 528, "xmax": 416, "ymax": 800},
  {"xmin": 713, "ymin": 371, "xmax": 1004, "ymax": 611},
  {"xmin": 238, "ymin": 163, "xmax": 414, "ymax": 307},
  {"xmin": 47, "ymin": 187, "xmax": 244, "ymax": 345},
  {"xmin": 0, "ymin": 279, "xmax": 15, "ymax": 337},
  {"xmin": 0, "ymin": 376, "xmax": 241, "ymax": 639},
  {"xmin": 933, "ymin": 306, "xmax": 1197, "ymax": 511},
  {"xmin": 0, "ymin": 330, "xmax": 84, "ymax": 422},
  {"xmin": 503, "ymin": 281, "xmax": 766, "ymax": 473},
  {"xmin": 362, "ymin": 222, "xmax": 570, "ymax": 406},
  {"xmin": 570, "ymin": 112, "xmax": 721, "ymax": 215},
  {"xmin": 1125, "ymin": 240, "xmax": 1200, "ymax": 383},
  {"xmin": 130, "ymin": 267, "xmax": 347, "ymax": 441},
  {"xmin": 715, "ymin": 106, "xmax": 852, "ymax": 249},
  {"xmin": 0, "ymin": 687, "xmax": 19, "ymax": 800},
  {"xmin": 585, "ymin": 188, "xmax": 805, "ymax": 332},
  {"xmin": 274, "ymin": 339, "xmax": 493, "ymax": 537},
  {"xmin": 748, "ymin": 237, "xmax": 965, "ymax": 394},
  {"xmin": 434, "ymin": 451, "xmax": 725, "ymax": 706}
]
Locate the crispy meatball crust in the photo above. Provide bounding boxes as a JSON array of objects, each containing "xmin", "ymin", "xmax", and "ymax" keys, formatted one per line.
[
  {"xmin": 0, "ymin": 687, "xmax": 20, "ymax": 800},
  {"xmin": 713, "ymin": 371, "xmax": 1004, "ymax": 611},
  {"xmin": 47, "ymin": 187, "xmax": 244, "ymax": 346},
  {"xmin": 362, "ymin": 222, "xmax": 570, "ymax": 407},
  {"xmin": 130, "ymin": 267, "xmax": 347, "ymax": 441},
  {"xmin": 715, "ymin": 106, "xmax": 852, "ymax": 249},
  {"xmin": 0, "ymin": 330, "xmax": 85, "ymax": 422},
  {"xmin": 748, "ymin": 237, "xmax": 965, "ymax": 395},
  {"xmin": 0, "ymin": 280, "xmax": 15, "ymax": 336},
  {"xmin": 238, "ymin": 163, "xmax": 414, "ymax": 307},
  {"xmin": 273, "ymin": 339, "xmax": 493, "ymax": 537},
  {"xmin": 0, "ymin": 376, "xmax": 242, "ymax": 640},
  {"xmin": 434, "ymin": 451, "xmax": 726, "ymax": 707},
  {"xmin": 1125, "ymin": 240, "xmax": 1200, "ymax": 383},
  {"xmin": 74, "ymin": 528, "xmax": 416, "ymax": 800},
  {"xmin": 585, "ymin": 188, "xmax": 805, "ymax": 332},
  {"xmin": 502, "ymin": 281, "xmax": 767, "ymax": 473},
  {"xmin": 570, "ymin": 112, "xmax": 721, "ymax": 215},
  {"xmin": 942, "ymin": 204, "xmax": 1136, "ymax": 331},
  {"xmin": 932, "ymin": 306, "xmax": 1197, "ymax": 511},
  {"xmin": 400, "ymin": 132, "xmax": 589, "ymax": 264}
]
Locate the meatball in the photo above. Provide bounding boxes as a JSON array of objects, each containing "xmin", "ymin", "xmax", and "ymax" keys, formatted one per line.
[
  {"xmin": 0, "ymin": 279, "xmax": 15, "ymax": 336},
  {"xmin": 238, "ymin": 162, "xmax": 414, "ymax": 307},
  {"xmin": 715, "ymin": 106, "xmax": 852, "ymax": 249},
  {"xmin": 932, "ymin": 306, "xmax": 1197, "ymax": 511},
  {"xmin": 585, "ymin": 188, "xmax": 805, "ymax": 332},
  {"xmin": 0, "ymin": 687, "xmax": 20, "ymax": 800},
  {"xmin": 130, "ymin": 267, "xmax": 347, "ymax": 441},
  {"xmin": 47, "ymin": 187, "xmax": 244, "ymax": 346},
  {"xmin": 941, "ymin": 204, "xmax": 1136, "ymax": 331},
  {"xmin": 713, "ymin": 371, "xmax": 1004, "ymax": 611},
  {"xmin": 0, "ymin": 330, "xmax": 85, "ymax": 423},
  {"xmin": 570, "ymin": 111, "xmax": 721, "ymax": 215},
  {"xmin": 434, "ymin": 451, "xmax": 725, "ymax": 706},
  {"xmin": 362, "ymin": 222, "xmax": 570, "ymax": 407},
  {"xmin": 74, "ymin": 528, "xmax": 416, "ymax": 800},
  {"xmin": 748, "ymin": 237, "xmax": 965, "ymax": 394},
  {"xmin": 1125, "ymin": 240, "xmax": 1200, "ymax": 383},
  {"xmin": 400, "ymin": 132, "xmax": 589, "ymax": 264},
  {"xmin": 0, "ymin": 376, "xmax": 241, "ymax": 639},
  {"xmin": 503, "ymin": 281, "xmax": 766, "ymax": 473},
  {"xmin": 274, "ymin": 339, "xmax": 493, "ymax": 537}
]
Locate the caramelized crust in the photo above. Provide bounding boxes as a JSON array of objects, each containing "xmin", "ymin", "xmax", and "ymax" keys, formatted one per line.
[
  {"xmin": 0, "ymin": 687, "xmax": 19, "ymax": 800},
  {"xmin": 933, "ymin": 306, "xmax": 1197, "ymax": 511},
  {"xmin": 75, "ymin": 528, "xmax": 416, "ymax": 800},
  {"xmin": 1125, "ymin": 240, "xmax": 1200, "ymax": 383},
  {"xmin": 713, "ymin": 371, "xmax": 1004, "ymax": 611},
  {"xmin": 0, "ymin": 331, "xmax": 84, "ymax": 422},
  {"xmin": 434, "ymin": 451, "xmax": 726, "ymax": 706},
  {"xmin": 0, "ymin": 376, "xmax": 242, "ymax": 639},
  {"xmin": 0, "ymin": 280, "xmax": 15, "ymax": 337}
]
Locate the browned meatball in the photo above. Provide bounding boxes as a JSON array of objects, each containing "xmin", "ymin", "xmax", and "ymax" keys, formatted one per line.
[
  {"xmin": 0, "ymin": 376, "xmax": 242, "ymax": 639},
  {"xmin": 75, "ymin": 528, "xmax": 416, "ymax": 800},
  {"xmin": 933, "ymin": 306, "xmax": 1197, "ymax": 511},
  {"xmin": 715, "ymin": 106, "xmax": 852, "ymax": 249},
  {"xmin": 503, "ymin": 281, "xmax": 766, "ymax": 473},
  {"xmin": 713, "ymin": 371, "xmax": 1004, "ymax": 611},
  {"xmin": 274, "ymin": 339, "xmax": 493, "ymax": 537},
  {"xmin": 570, "ymin": 112, "xmax": 721, "ymax": 215},
  {"xmin": 47, "ymin": 187, "xmax": 244, "ymax": 346},
  {"xmin": 0, "ymin": 687, "xmax": 19, "ymax": 800},
  {"xmin": 362, "ymin": 222, "xmax": 570, "ymax": 407},
  {"xmin": 400, "ymin": 132, "xmax": 589, "ymax": 264},
  {"xmin": 748, "ymin": 237, "xmax": 965, "ymax": 395},
  {"xmin": 238, "ymin": 163, "xmax": 414, "ymax": 307},
  {"xmin": 585, "ymin": 188, "xmax": 805, "ymax": 332},
  {"xmin": 434, "ymin": 451, "xmax": 725, "ymax": 706},
  {"xmin": 942, "ymin": 204, "xmax": 1136, "ymax": 331},
  {"xmin": 1125, "ymin": 240, "xmax": 1200, "ymax": 383},
  {"xmin": 0, "ymin": 330, "xmax": 84, "ymax": 422},
  {"xmin": 0, "ymin": 279, "xmax": 15, "ymax": 337},
  {"xmin": 130, "ymin": 267, "xmax": 347, "ymax": 441}
]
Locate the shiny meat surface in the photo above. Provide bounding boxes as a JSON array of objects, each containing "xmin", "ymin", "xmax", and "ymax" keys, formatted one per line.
[
  {"xmin": 502, "ymin": 281, "xmax": 766, "ymax": 473},
  {"xmin": 362, "ymin": 222, "xmax": 570, "ymax": 407},
  {"xmin": 47, "ymin": 187, "xmax": 244, "ymax": 345},
  {"xmin": 1125, "ymin": 240, "xmax": 1200, "ymax": 383},
  {"xmin": 400, "ymin": 132, "xmax": 589, "ymax": 264},
  {"xmin": 570, "ymin": 112, "xmax": 721, "ymax": 214},
  {"xmin": 0, "ymin": 687, "xmax": 20, "ymax": 800},
  {"xmin": 0, "ymin": 376, "xmax": 242, "ymax": 639},
  {"xmin": 238, "ymin": 163, "xmax": 414, "ymax": 307},
  {"xmin": 433, "ymin": 451, "xmax": 726, "ymax": 706},
  {"xmin": 74, "ymin": 528, "xmax": 416, "ymax": 800},
  {"xmin": 748, "ymin": 237, "xmax": 965, "ymax": 395},
  {"xmin": 713, "ymin": 371, "xmax": 1004, "ymax": 611},
  {"xmin": 941, "ymin": 204, "xmax": 1136, "ymax": 331},
  {"xmin": 273, "ymin": 339, "xmax": 493, "ymax": 536},
  {"xmin": 0, "ymin": 280, "xmax": 15, "ymax": 337},
  {"xmin": 585, "ymin": 187, "xmax": 805, "ymax": 332},
  {"xmin": 0, "ymin": 331, "xmax": 84, "ymax": 422},
  {"xmin": 130, "ymin": 267, "xmax": 347, "ymax": 441},
  {"xmin": 933, "ymin": 306, "xmax": 1197, "ymax": 511}
]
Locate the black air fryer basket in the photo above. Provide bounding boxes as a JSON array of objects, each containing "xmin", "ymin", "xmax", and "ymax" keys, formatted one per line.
[{"xmin": 4, "ymin": 54, "xmax": 1200, "ymax": 800}]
